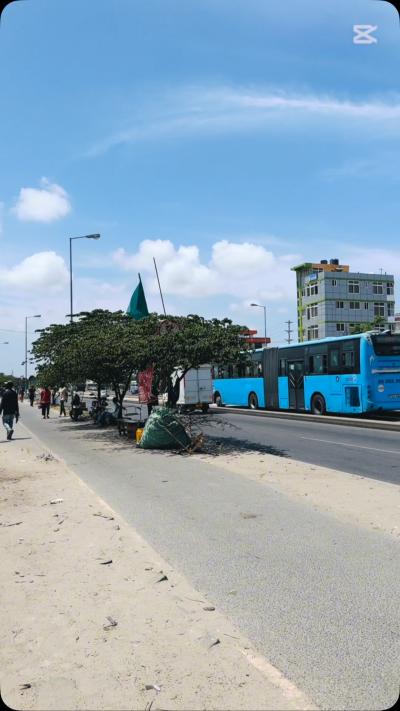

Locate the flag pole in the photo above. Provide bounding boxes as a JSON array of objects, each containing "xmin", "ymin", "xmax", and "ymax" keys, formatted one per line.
[{"xmin": 153, "ymin": 257, "xmax": 167, "ymax": 315}]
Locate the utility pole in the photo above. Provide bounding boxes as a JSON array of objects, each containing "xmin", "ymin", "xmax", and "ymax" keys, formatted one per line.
[{"xmin": 285, "ymin": 320, "xmax": 293, "ymax": 344}]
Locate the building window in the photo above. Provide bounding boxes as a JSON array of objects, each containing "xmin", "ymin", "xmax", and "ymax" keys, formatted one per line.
[
  {"xmin": 331, "ymin": 279, "xmax": 337, "ymax": 286},
  {"xmin": 373, "ymin": 281, "xmax": 383, "ymax": 295},
  {"xmin": 306, "ymin": 284, "xmax": 318, "ymax": 296},
  {"xmin": 387, "ymin": 282, "xmax": 394, "ymax": 295},
  {"xmin": 374, "ymin": 303, "xmax": 385, "ymax": 317},
  {"xmin": 349, "ymin": 301, "xmax": 360, "ymax": 310},
  {"xmin": 307, "ymin": 304, "xmax": 318, "ymax": 319},
  {"xmin": 364, "ymin": 302, "xmax": 369, "ymax": 310},
  {"xmin": 388, "ymin": 302, "xmax": 395, "ymax": 317},
  {"xmin": 336, "ymin": 301, "xmax": 344, "ymax": 309},
  {"xmin": 307, "ymin": 325, "xmax": 319, "ymax": 340},
  {"xmin": 336, "ymin": 323, "xmax": 345, "ymax": 332},
  {"xmin": 348, "ymin": 280, "xmax": 360, "ymax": 294}
]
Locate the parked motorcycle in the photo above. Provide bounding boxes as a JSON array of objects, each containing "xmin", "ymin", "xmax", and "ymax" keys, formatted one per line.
[
  {"xmin": 69, "ymin": 393, "xmax": 85, "ymax": 421},
  {"xmin": 89, "ymin": 396, "xmax": 108, "ymax": 421}
]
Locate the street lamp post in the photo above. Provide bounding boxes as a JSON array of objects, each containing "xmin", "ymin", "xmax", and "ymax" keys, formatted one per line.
[
  {"xmin": 250, "ymin": 303, "xmax": 267, "ymax": 347},
  {"xmin": 69, "ymin": 234, "xmax": 101, "ymax": 323},
  {"xmin": 25, "ymin": 315, "xmax": 41, "ymax": 383}
]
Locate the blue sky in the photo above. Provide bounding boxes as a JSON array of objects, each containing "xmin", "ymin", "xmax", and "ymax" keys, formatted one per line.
[{"xmin": 0, "ymin": 0, "xmax": 399, "ymax": 375}]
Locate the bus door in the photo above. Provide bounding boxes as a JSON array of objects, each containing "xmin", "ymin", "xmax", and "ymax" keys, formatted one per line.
[{"xmin": 288, "ymin": 360, "xmax": 305, "ymax": 410}]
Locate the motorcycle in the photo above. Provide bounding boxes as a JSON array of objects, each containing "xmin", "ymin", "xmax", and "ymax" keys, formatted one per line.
[
  {"xmin": 69, "ymin": 393, "xmax": 86, "ymax": 421},
  {"xmin": 89, "ymin": 396, "xmax": 109, "ymax": 421}
]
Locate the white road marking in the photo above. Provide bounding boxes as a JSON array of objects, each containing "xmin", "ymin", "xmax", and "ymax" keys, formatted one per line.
[
  {"xmin": 300, "ymin": 436, "xmax": 400, "ymax": 455},
  {"xmin": 240, "ymin": 649, "xmax": 318, "ymax": 710}
]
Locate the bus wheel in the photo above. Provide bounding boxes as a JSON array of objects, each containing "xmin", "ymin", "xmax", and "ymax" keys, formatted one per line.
[
  {"xmin": 248, "ymin": 392, "xmax": 259, "ymax": 410},
  {"xmin": 201, "ymin": 403, "xmax": 209, "ymax": 413},
  {"xmin": 311, "ymin": 393, "xmax": 326, "ymax": 415},
  {"xmin": 214, "ymin": 393, "xmax": 223, "ymax": 407}
]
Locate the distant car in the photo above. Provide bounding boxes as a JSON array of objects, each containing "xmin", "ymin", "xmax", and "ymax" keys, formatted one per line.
[{"xmin": 130, "ymin": 382, "xmax": 138, "ymax": 395}]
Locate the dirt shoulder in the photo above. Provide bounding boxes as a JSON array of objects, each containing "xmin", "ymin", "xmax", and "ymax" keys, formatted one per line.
[
  {"xmin": 0, "ymin": 422, "xmax": 316, "ymax": 711},
  {"xmin": 197, "ymin": 450, "xmax": 400, "ymax": 541}
]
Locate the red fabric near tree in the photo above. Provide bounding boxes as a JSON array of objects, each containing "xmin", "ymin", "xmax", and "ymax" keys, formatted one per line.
[{"xmin": 138, "ymin": 367, "xmax": 154, "ymax": 403}]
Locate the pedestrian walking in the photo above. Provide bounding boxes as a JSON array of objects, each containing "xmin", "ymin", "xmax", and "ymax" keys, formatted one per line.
[
  {"xmin": 19, "ymin": 385, "xmax": 25, "ymax": 402},
  {"xmin": 40, "ymin": 385, "xmax": 51, "ymax": 419},
  {"xmin": 0, "ymin": 381, "xmax": 19, "ymax": 440},
  {"xmin": 58, "ymin": 383, "xmax": 68, "ymax": 417},
  {"xmin": 28, "ymin": 385, "xmax": 36, "ymax": 406}
]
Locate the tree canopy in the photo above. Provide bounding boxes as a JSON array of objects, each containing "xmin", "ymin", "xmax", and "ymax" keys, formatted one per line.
[{"xmin": 31, "ymin": 310, "xmax": 249, "ymax": 407}]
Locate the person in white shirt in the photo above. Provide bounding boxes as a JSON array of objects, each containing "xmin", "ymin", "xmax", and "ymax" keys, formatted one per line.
[{"xmin": 58, "ymin": 384, "xmax": 68, "ymax": 417}]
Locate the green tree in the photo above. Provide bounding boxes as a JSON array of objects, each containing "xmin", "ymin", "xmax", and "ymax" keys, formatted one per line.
[
  {"xmin": 32, "ymin": 310, "xmax": 249, "ymax": 411},
  {"xmin": 147, "ymin": 314, "xmax": 249, "ymax": 406},
  {"xmin": 32, "ymin": 310, "xmax": 155, "ymax": 412},
  {"xmin": 350, "ymin": 316, "xmax": 386, "ymax": 335}
]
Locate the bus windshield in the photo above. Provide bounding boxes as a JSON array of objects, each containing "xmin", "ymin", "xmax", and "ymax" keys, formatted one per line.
[{"xmin": 370, "ymin": 335, "xmax": 400, "ymax": 356}]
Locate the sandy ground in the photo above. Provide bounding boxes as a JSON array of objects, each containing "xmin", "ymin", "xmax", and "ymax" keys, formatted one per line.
[
  {"xmin": 0, "ymin": 421, "xmax": 316, "ymax": 711},
  {"xmin": 197, "ymin": 451, "xmax": 400, "ymax": 541}
]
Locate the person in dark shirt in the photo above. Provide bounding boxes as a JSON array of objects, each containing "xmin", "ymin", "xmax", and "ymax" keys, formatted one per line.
[
  {"xmin": 28, "ymin": 385, "xmax": 36, "ymax": 406},
  {"xmin": 0, "ymin": 381, "xmax": 19, "ymax": 440}
]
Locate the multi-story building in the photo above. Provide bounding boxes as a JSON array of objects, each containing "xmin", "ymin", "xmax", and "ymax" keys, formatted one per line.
[
  {"xmin": 395, "ymin": 313, "xmax": 400, "ymax": 333},
  {"xmin": 292, "ymin": 258, "xmax": 395, "ymax": 341}
]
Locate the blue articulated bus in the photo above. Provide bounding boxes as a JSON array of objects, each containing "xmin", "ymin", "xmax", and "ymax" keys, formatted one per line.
[{"xmin": 212, "ymin": 332, "xmax": 400, "ymax": 415}]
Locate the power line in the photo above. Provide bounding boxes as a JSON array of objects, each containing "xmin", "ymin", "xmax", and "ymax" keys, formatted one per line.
[{"xmin": 284, "ymin": 320, "xmax": 293, "ymax": 344}]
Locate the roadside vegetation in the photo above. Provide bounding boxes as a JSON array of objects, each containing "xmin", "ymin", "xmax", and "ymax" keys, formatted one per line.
[{"xmin": 31, "ymin": 310, "xmax": 250, "ymax": 410}]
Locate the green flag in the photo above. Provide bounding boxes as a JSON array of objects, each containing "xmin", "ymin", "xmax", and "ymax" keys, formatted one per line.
[{"xmin": 127, "ymin": 275, "xmax": 149, "ymax": 320}]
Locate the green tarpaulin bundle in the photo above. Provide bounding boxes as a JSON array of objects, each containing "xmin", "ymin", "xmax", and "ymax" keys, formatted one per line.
[{"xmin": 138, "ymin": 407, "xmax": 192, "ymax": 450}]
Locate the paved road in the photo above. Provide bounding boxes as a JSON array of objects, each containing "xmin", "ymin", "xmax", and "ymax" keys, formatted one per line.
[
  {"xmin": 195, "ymin": 410, "xmax": 400, "ymax": 485},
  {"xmin": 14, "ymin": 404, "xmax": 400, "ymax": 710}
]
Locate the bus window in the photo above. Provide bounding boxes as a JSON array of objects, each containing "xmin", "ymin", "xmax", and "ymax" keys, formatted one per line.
[
  {"xmin": 279, "ymin": 358, "xmax": 286, "ymax": 376},
  {"xmin": 309, "ymin": 354, "xmax": 327, "ymax": 374},
  {"xmin": 341, "ymin": 350, "xmax": 354, "ymax": 369},
  {"xmin": 329, "ymin": 349, "xmax": 340, "ymax": 370},
  {"xmin": 218, "ymin": 365, "xmax": 229, "ymax": 379},
  {"xmin": 244, "ymin": 362, "xmax": 254, "ymax": 377},
  {"xmin": 235, "ymin": 363, "xmax": 243, "ymax": 378},
  {"xmin": 371, "ymin": 335, "xmax": 400, "ymax": 356}
]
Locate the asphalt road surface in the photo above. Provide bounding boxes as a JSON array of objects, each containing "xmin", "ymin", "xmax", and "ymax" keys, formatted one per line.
[
  {"xmin": 14, "ymin": 404, "xmax": 400, "ymax": 711},
  {"xmin": 197, "ymin": 410, "xmax": 400, "ymax": 485}
]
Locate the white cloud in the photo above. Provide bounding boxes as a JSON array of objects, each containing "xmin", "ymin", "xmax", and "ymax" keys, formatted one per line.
[
  {"xmin": 87, "ymin": 86, "xmax": 400, "ymax": 156},
  {"xmin": 0, "ymin": 251, "xmax": 69, "ymax": 292},
  {"xmin": 112, "ymin": 238, "xmax": 302, "ymax": 302},
  {"xmin": 341, "ymin": 247, "xmax": 400, "ymax": 280},
  {"xmin": 11, "ymin": 178, "xmax": 71, "ymax": 223}
]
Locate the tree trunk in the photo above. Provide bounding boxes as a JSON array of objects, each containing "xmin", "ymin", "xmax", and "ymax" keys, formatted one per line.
[
  {"xmin": 166, "ymin": 370, "xmax": 187, "ymax": 408},
  {"xmin": 166, "ymin": 376, "xmax": 180, "ymax": 408}
]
